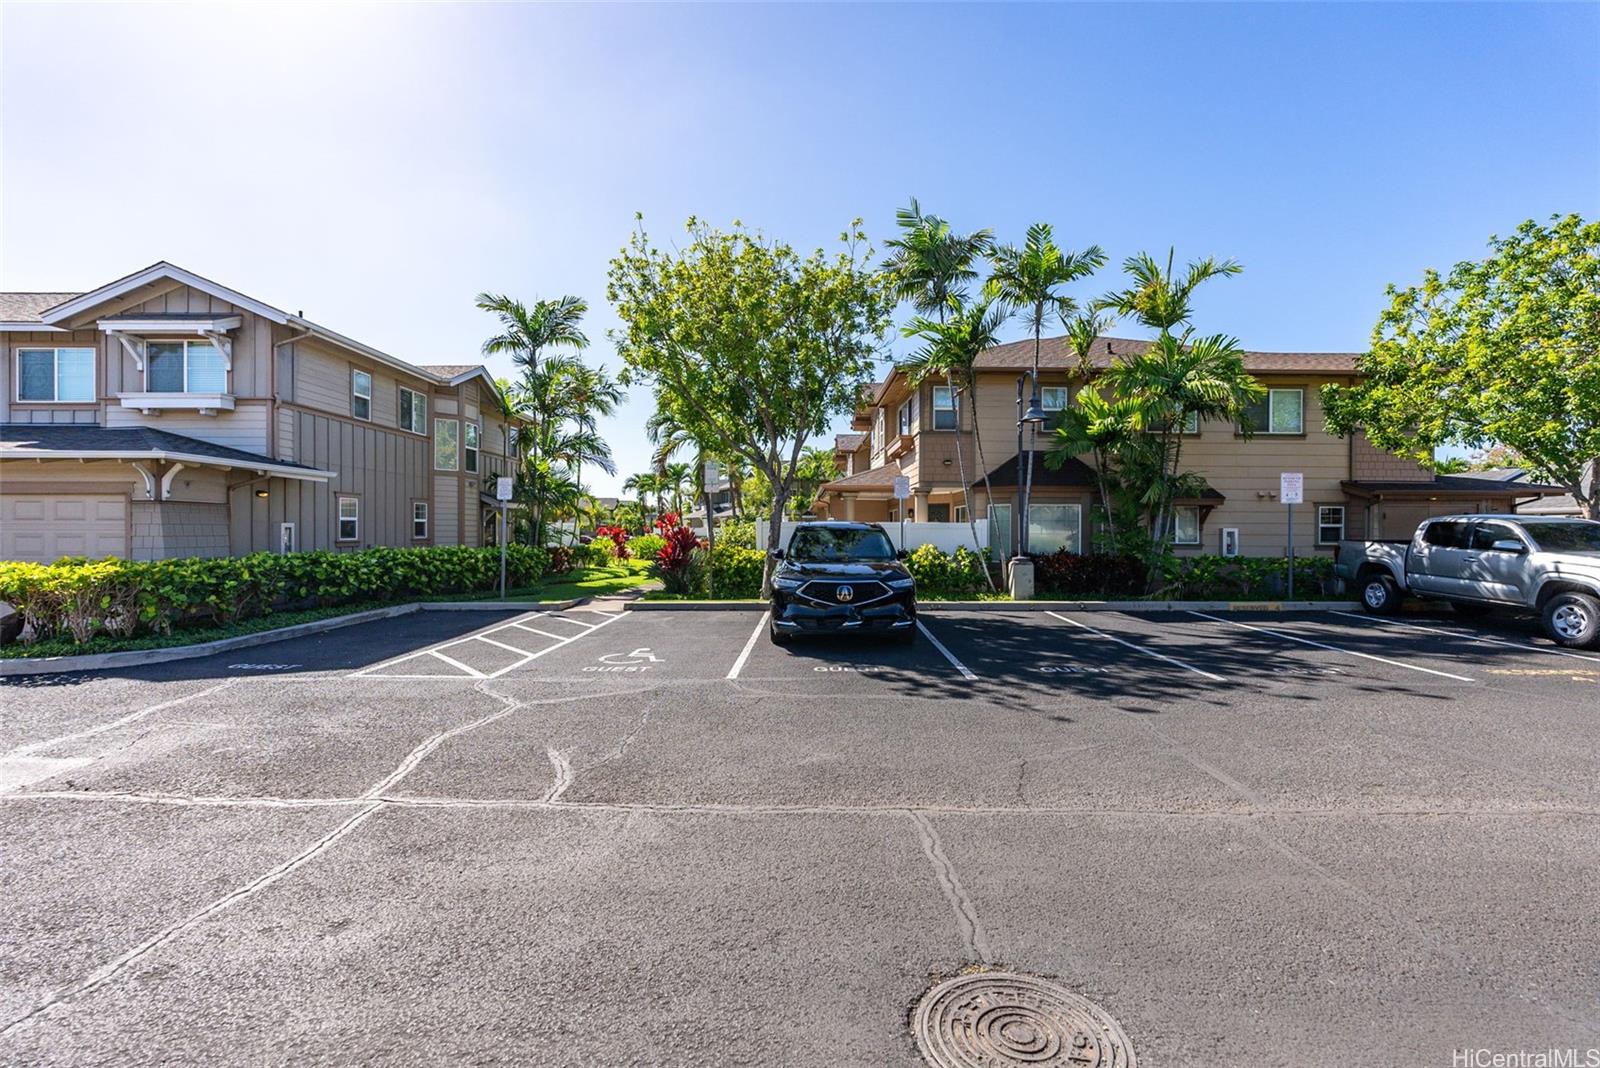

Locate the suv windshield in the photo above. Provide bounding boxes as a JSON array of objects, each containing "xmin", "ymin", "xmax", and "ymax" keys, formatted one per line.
[
  {"xmin": 787, "ymin": 527, "xmax": 896, "ymax": 563},
  {"xmin": 1519, "ymin": 521, "xmax": 1600, "ymax": 552}
]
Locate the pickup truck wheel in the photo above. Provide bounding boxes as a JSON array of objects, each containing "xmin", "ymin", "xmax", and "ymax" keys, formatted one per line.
[
  {"xmin": 1360, "ymin": 574, "xmax": 1403, "ymax": 615},
  {"xmin": 1542, "ymin": 592, "xmax": 1600, "ymax": 649}
]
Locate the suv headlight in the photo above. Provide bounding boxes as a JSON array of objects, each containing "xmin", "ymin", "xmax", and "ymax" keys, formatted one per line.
[
  {"xmin": 887, "ymin": 577, "xmax": 915, "ymax": 590},
  {"xmin": 772, "ymin": 575, "xmax": 804, "ymax": 591}
]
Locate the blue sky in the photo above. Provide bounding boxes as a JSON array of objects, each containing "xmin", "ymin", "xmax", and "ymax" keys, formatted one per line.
[{"xmin": 4, "ymin": 2, "xmax": 1596, "ymax": 493}]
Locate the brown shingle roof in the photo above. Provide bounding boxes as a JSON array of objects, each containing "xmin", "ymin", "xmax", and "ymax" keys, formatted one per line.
[
  {"xmin": 419, "ymin": 364, "xmax": 481, "ymax": 378},
  {"xmin": 0, "ymin": 293, "xmax": 80, "ymax": 322},
  {"xmin": 972, "ymin": 334, "xmax": 1361, "ymax": 374},
  {"xmin": 833, "ymin": 432, "xmax": 867, "ymax": 453},
  {"xmin": 819, "ymin": 465, "xmax": 902, "ymax": 492}
]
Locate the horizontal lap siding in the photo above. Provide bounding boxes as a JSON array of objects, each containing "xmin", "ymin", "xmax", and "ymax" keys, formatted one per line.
[{"xmin": 105, "ymin": 402, "xmax": 270, "ymax": 452}]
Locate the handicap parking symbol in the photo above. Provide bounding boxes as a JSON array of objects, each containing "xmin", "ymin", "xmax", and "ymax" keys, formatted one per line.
[{"xmin": 586, "ymin": 648, "xmax": 664, "ymax": 673}]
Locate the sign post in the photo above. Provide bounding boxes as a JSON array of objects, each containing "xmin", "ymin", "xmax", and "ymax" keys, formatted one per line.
[
  {"xmin": 496, "ymin": 476, "xmax": 514, "ymax": 599},
  {"xmin": 1279, "ymin": 472, "xmax": 1303, "ymax": 599},
  {"xmin": 892, "ymin": 475, "xmax": 911, "ymax": 551},
  {"xmin": 703, "ymin": 460, "xmax": 721, "ymax": 599}
]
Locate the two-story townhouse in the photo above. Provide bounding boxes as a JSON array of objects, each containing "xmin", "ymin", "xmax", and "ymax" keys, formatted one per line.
[
  {"xmin": 814, "ymin": 334, "xmax": 1564, "ymax": 559},
  {"xmin": 0, "ymin": 262, "xmax": 527, "ymax": 563}
]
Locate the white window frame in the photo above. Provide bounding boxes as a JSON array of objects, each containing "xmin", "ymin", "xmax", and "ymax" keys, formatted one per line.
[
  {"xmin": 1244, "ymin": 388, "xmax": 1305, "ymax": 435},
  {"xmin": 954, "ymin": 504, "xmax": 968, "ymax": 524},
  {"xmin": 464, "ymin": 422, "xmax": 480, "ymax": 473},
  {"xmin": 398, "ymin": 387, "xmax": 427, "ymax": 435},
  {"xmin": 874, "ymin": 408, "xmax": 886, "ymax": 452},
  {"xmin": 1040, "ymin": 386, "xmax": 1069, "ymax": 412},
  {"xmin": 1028, "ymin": 503, "xmax": 1084, "ymax": 555},
  {"xmin": 897, "ymin": 394, "xmax": 919, "ymax": 436},
  {"xmin": 434, "ymin": 417, "xmax": 460, "ymax": 470},
  {"xmin": 145, "ymin": 338, "xmax": 227, "ymax": 394},
  {"xmin": 1316, "ymin": 504, "xmax": 1346, "ymax": 546},
  {"xmin": 1172, "ymin": 505, "xmax": 1202, "ymax": 545},
  {"xmin": 14, "ymin": 345, "xmax": 96, "ymax": 403},
  {"xmin": 931, "ymin": 385, "xmax": 958, "ymax": 430},
  {"xmin": 336, "ymin": 496, "xmax": 359, "ymax": 542},
  {"xmin": 1182, "ymin": 410, "xmax": 1200, "ymax": 434},
  {"xmin": 412, "ymin": 501, "xmax": 429, "ymax": 540},
  {"xmin": 351, "ymin": 369, "xmax": 373, "ymax": 421}
]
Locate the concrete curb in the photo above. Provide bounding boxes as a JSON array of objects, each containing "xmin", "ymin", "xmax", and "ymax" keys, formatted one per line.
[
  {"xmin": 626, "ymin": 599, "xmax": 1361, "ymax": 613},
  {"xmin": 0, "ymin": 598, "xmax": 583, "ymax": 678}
]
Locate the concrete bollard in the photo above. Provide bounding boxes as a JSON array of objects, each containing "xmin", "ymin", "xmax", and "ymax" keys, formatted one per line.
[{"xmin": 1007, "ymin": 556, "xmax": 1034, "ymax": 601}]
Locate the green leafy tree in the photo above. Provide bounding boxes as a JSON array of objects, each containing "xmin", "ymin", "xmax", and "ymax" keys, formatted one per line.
[
  {"xmin": 609, "ymin": 216, "xmax": 893, "ymax": 589},
  {"xmin": 622, "ymin": 472, "xmax": 666, "ymax": 525},
  {"xmin": 902, "ymin": 300, "xmax": 1011, "ymax": 588},
  {"xmin": 787, "ymin": 445, "xmax": 840, "ymax": 517},
  {"xmin": 1322, "ymin": 214, "xmax": 1600, "ymax": 518},
  {"xmin": 986, "ymin": 224, "xmax": 1106, "ymax": 549},
  {"xmin": 881, "ymin": 199, "xmax": 994, "ymax": 570}
]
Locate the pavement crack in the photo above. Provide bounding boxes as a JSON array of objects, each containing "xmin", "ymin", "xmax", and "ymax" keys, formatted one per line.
[
  {"xmin": 543, "ymin": 748, "xmax": 574, "ymax": 803},
  {"xmin": 0, "ymin": 801, "xmax": 384, "ymax": 1039},
  {"xmin": 906, "ymin": 809, "xmax": 992, "ymax": 965},
  {"xmin": 2, "ymin": 679, "xmax": 239, "ymax": 761}
]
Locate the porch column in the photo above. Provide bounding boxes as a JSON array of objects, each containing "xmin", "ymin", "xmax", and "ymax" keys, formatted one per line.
[
  {"xmin": 913, "ymin": 491, "xmax": 929, "ymax": 524},
  {"xmin": 843, "ymin": 496, "xmax": 857, "ymax": 520}
]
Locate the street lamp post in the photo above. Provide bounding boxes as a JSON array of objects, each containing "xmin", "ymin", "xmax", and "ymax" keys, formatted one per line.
[{"xmin": 1009, "ymin": 372, "xmax": 1048, "ymax": 599}]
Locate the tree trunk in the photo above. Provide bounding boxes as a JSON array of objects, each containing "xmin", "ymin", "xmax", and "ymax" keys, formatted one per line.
[
  {"xmin": 1021, "ymin": 325, "xmax": 1040, "ymax": 560},
  {"xmin": 948, "ymin": 372, "xmax": 996, "ymax": 591}
]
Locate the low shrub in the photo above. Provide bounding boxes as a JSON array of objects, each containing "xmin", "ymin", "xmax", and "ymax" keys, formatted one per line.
[
  {"xmin": 547, "ymin": 546, "xmax": 577, "ymax": 574},
  {"xmin": 628, "ymin": 533, "xmax": 667, "ymax": 561},
  {"xmin": 0, "ymin": 544, "xmax": 551, "ymax": 647},
  {"xmin": 707, "ymin": 545, "xmax": 764, "ymax": 597},
  {"xmin": 713, "ymin": 517, "xmax": 756, "ymax": 549},
  {"xmin": 593, "ymin": 525, "xmax": 631, "ymax": 560},
  {"xmin": 652, "ymin": 514, "xmax": 706, "ymax": 595},
  {"xmin": 1161, "ymin": 554, "xmax": 1337, "ymax": 600},
  {"xmin": 905, "ymin": 544, "xmax": 991, "ymax": 598},
  {"xmin": 1032, "ymin": 552, "xmax": 1147, "ymax": 597},
  {"xmin": 571, "ymin": 541, "xmax": 616, "ymax": 568}
]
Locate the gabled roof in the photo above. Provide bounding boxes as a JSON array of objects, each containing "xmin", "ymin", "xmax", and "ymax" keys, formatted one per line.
[
  {"xmin": 0, "ymin": 424, "xmax": 336, "ymax": 482},
  {"xmin": 818, "ymin": 465, "xmax": 904, "ymax": 492},
  {"xmin": 972, "ymin": 335, "xmax": 1362, "ymax": 374},
  {"xmin": 833, "ymin": 432, "xmax": 868, "ymax": 454},
  {"xmin": 973, "ymin": 452, "xmax": 1098, "ymax": 489}
]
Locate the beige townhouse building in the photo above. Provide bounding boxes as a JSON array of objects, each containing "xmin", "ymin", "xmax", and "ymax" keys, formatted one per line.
[
  {"xmin": 816, "ymin": 334, "xmax": 1561, "ymax": 559},
  {"xmin": 0, "ymin": 262, "xmax": 526, "ymax": 563}
]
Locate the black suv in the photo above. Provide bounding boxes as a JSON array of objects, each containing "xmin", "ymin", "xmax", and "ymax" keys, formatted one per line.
[{"xmin": 768, "ymin": 522, "xmax": 916, "ymax": 645}]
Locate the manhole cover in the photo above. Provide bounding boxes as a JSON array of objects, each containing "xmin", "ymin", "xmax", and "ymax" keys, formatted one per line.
[{"xmin": 914, "ymin": 971, "xmax": 1136, "ymax": 1068}]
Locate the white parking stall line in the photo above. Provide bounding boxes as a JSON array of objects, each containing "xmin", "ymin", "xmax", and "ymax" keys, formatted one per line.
[
  {"xmin": 1046, "ymin": 611, "xmax": 1226, "ymax": 681},
  {"xmin": 540, "ymin": 614, "xmax": 595, "ymax": 630},
  {"xmin": 484, "ymin": 609, "xmax": 627, "ymax": 677},
  {"xmin": 727, "ymin": 613, "xmax": 769, "ymax": 680},
  {"xmin": 509, "ymin": 622, "xmax": 571, "ymax": 641},
  {"xmin": 473, "ymin": 635, "xmax": 541, "ymax": 657},
  {"xmin": 1329, "ymin": 611, "xmax": 1600, "ymax": 664},
  {"xmin": 1187, "ymin": 611, "xmax": 1475, "ymax": 683},
  {"xmin": 916, "ymin": 620, "xmax": 978, "ymax": 681},
  {"xmin": 426, "ymin": 650, "xmax": 487, "ymax": 677}
]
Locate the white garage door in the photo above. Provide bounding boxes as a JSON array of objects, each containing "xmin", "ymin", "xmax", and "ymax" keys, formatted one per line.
[{"xmin": 1, "ymin": 495, "xmax": 129, "ymax": 562}]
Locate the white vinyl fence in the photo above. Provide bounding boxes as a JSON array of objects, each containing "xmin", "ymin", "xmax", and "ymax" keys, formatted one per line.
[{"xmin": 755, "ymin": 518, "xmax": 988, "ymax": 556}]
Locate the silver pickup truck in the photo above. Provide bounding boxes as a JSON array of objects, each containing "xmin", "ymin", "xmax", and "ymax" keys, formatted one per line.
[{"xmin": 1335, "ymin": 514, "xmax": 1600, "ymax": 648}]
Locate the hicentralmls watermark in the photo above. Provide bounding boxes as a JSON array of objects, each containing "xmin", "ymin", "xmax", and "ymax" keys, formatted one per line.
[{"xmin": 1453, "ymin": 1050, "xmax": 1600, "ymax": 1068}]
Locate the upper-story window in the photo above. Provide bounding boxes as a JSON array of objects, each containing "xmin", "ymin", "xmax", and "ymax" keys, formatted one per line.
[
  {"xmin": 351, "ymin": 370, "xmax": 373, "ymax": 421},
  {"xmin": 147, "ymin": 340, "xmax": 226, "ymax": 393},
  {"xmin": 1240, "ymin": 388, "xmax": 1304, "ymax": 435},
  {"xmin": 464, "ymin": 422, "xmax": 480, "ymax": 473},
  {"xmin": 897, "ymin": 394, "xmax": 919, "ymax": 436},
  {"xmin": 435, "ymin": 418, "xmax": 460, "ymax": 470},
  {"xmin": 399, "ymin": 387, "xmax": 427, "ymax": 434},
  {"xmin": 932, "ymin": 386, "xmax": 958, "ymax": 430},
  {"xmin": 874, "ymin": 408, "xmax": 886, "ymax": 451},
  {"xmin": 16, "ymin": 347, "xmax": 95, "ymax": 402},
  {"xmin": 1183, "ymin": 410, "xmax": 1201, "ymax": 434},
  {"xmin": 1041, "ymin": 386, "xmax": 1069, "ymax": 412}
]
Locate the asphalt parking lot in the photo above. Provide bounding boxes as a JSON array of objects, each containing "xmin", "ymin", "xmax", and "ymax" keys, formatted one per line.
[{"xmin": 2, "ymin": 602, "xmax": 1597, "ymax": 1066}]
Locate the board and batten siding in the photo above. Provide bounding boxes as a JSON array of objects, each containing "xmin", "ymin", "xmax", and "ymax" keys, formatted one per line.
[
  {"xmin": 228, "ymin": 409, "xmax": 432, "ymax": 553},
  {"xmin": 104, "ymin": 285, "xmax": 275, "ymax": 400}
]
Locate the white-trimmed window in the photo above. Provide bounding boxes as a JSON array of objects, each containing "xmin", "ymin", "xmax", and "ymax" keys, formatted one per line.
[
  {"xmin": 399, "ymin": 387, "xmax": 427, "ymax": 434},
  {"xmin": 1317, "ymin": 505, "xmax": 1346, "ymax": 545},
  {"xmin": 1041, "ymin": 386, "xmax": 1069, "ymax": 412},
  {"xmin": 897, "ymin": 394, "xmax": 919, "ymax": 436},
  {"xmin": 1241, "ymin": 388, "xmax": 1304, "ymax": 435},
  {"xmin": 412, "ymin": 501, "xmax": 429, "ymax": 540},
  {"xmin": 147, "ymin": 340, "xmax": 226, "ymax": 393},
  {"xmin": 1182, "ymin": 410, "xmax": 1200, "ymax": 434},
  {"xmin": 434, "ymin": 418, "xmax": 460, "ymax": 470},
  {"xmin": 464, "ymin": 422, "xmax": 480, "ymax": 473},
  {"xmin": 954, "ymin": 504, "xmax": 968, "ymax": 523},
  {"xmin": 1029, "ymin": 503, "xmax": 1083, "ymax": 554},
  {"xmin": 932, "ymin": 386, "xmax": 957, "ymax": 430},
  {"xmin": 336, "ymin": 496, "xmax": 359, "ymax": 542},
  {"xmin": 351, "ymin": 370, "xmax": 372, "ymax": 421},
  {"xmin": 1173, "ymin": 505, "xmax": 1201, "ymax": 545},
  {"xmin": 505, "ymin": 425, "xmax": 519, "ymax": 456},
  {"xmin": 874, "ymin": 408, "xmax": 886, "ymax": 451},
  {"xmin": 16, "ymin": 346, "xmax": 95, "ymax": 402}
]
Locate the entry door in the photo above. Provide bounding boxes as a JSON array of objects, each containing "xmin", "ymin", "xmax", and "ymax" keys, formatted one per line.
[
  {"xmin": 1467, "ymin": 520, "xmax": 1529, "ymax": 603},
  {"xmin": 1408, "ymin": 520, "xmax": 1473, "ymax": 594}
]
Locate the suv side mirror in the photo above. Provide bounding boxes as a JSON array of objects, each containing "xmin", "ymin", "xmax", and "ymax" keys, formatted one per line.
[
  {"xmin": 768, "ymin": 548, "xmax": 785, "ymax": 560},
  {"xmin": 1490, "ymin": 539, "xmax": 1526, "ymax": 554},
  {"xmin": 896, "ymin": 549, "xmax": 909, "ymax": 560}
]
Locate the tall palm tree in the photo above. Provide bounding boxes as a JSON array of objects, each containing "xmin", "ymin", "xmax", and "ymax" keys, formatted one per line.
[
  {"xmin": 904, "ymin": 299, "xmax": 1011, "ymax": 590},
  {"xmin": 881, "ymin": 199, "xmax": 994, "ymax": 563},
  {"xmin": 987, "ymin": 225, "xmax": 1106, "ymax": 551},
  {"xmin": 477, "ymin": 292, "xmax": 590, "ymax": 545},
  {"xmin": 1100, "ymin": 249, "xmax": 1241, "ymax": 337},
  {"xmin": 622, "ymin": 472, "xmax": 663, "ymax": 529},
  {"xmin": 661, "ymin": 461, "xmax": 693, "ymax": 516},
  {"xmin": 558, "ymin": 360, "xmax": 623, "ymax": 505}
]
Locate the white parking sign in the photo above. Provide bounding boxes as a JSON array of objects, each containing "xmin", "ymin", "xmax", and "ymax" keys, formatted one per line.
[
  {"xmin": 1279, "ymin": 472, "xmax": 1303, "ymax": 505},
  {"xmin": 893, "ymin": 475, "xmax": 911, "ymax": 500},
  {"xmin": 496, "ymin": 476, "xmax": 514, "ymax": 501}
]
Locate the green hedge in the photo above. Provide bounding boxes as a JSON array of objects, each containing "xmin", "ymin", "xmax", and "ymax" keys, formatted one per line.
[
  {"xmin": 707, "ymin": 545, "xmax": 764, "ymax": 597},
  {"xmin": 1161, "ymin": 554, "xmax": 1338, "ymax": 599},
  {"xmin": 905, "ymin": 544, "xmax": 991, "ymax": 597},
  {"xmin": 0, "ymin": 544, "xmax": 551, "ymax": 647}
]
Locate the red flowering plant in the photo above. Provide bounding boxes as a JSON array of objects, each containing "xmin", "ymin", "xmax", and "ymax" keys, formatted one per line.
[
  {"xmin": 593, "ymin": 524, "xmax": 631, "ymax": 561},
  {"xmin": 652, "ymin": 513, "xmax": 708, "ymax": 595}
]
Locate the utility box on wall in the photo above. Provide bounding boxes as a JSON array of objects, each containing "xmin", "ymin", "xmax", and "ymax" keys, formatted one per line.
[{"xmin": 1220, "ymin": 528, "xmax": 1240, "ymax": 557}]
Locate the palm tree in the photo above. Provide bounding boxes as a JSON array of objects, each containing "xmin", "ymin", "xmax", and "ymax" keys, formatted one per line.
[
  {"xmin": 562, "ymin": 362, "xmax": 624, "ymax": 505},
  {"xmin": 661, "ymin": 461, "xmax": 693, "ymax": 516},
  {"xmin": 881, "ymin": 199, "xmax": 994, "ymax": 565},
  {"xmin": 622, "ymin": 472, "xmax": 664, "ymax": 527},
  {"xmin": 477, "ymin": 292, "xmax": 590, "ymax": 545},
  {"xmin": 789, "ymin": 445, "xmax": 839, "ymax": 517},
  {"xmin": 1100, "ymin": 249, "xmax": 1241, "ymax": 336},
  {"xmin": 986, "ymin": 225, "xmax": 1106, "ymax": 551},
  {"xmin": 903, "ymin": 299, "xmax": 1011, "ymax": 590},
  {"xmin": 1048, "ymin": 388, "xmax": 1141, "ymax": 551}
]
